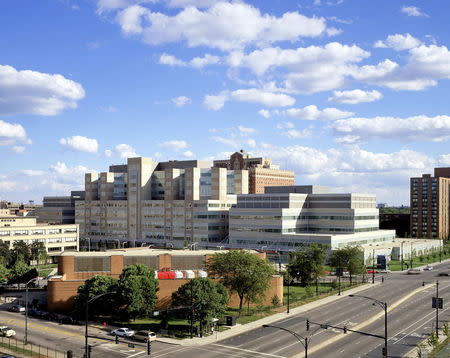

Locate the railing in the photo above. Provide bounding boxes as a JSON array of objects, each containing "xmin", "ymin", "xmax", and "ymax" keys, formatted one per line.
[{"xmin": 0, "ymin": 334, "xmax": 67, "ymax": 358}]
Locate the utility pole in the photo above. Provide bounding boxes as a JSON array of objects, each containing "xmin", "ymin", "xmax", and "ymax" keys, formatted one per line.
[
  {"xmin": 401, "ymin": 241, "xmax": 404, "ymax": 271},
  {"xmin": 436, "ymin": 280, "xmax": 439, "ymax": 338},
  {"xmin": 287, "ymin": 271, "xmax": 290, "ymax": 314},
  {"xmin": 372, "ymin": 249, "xmax": 375, "ymax": 284},
  {"xmin": 410, "ymin": 242, "xmax": 413, "ymax": 269},
  {"xmin": 338, "ymin": 256, "xmax": 341, "ymax": 296}
]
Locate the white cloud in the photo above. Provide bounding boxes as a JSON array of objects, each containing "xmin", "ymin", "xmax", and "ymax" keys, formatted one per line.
[
  {"xmin": 171, "ymin": 96, "xmax": 191, "ymax": 107},
  {"xmin": 20, "ymin": 169, "xmax": 45, "ymax": 176},
  {"xmin": 115, "ymin": 143, "xmax": 138, "ymax": 158},
  {"xmin": 401, "ymin": 6, "xmax": 428, "ymax": 17},
  {"xmin": 59, "ymin": 135, "xmax": 99, "ymax": 153},
  {"xmin": 159, "ymin": 53, "xmax": 220, "ymax": 68},
  {"xmin": 99, "ymin": 105, "xmax": 118, "ymax": 112},
  {"xmin": 237, "ymin": 125, "xmax": 256, "ymax": 135},
  {"xmin": 211, "ymin": 136, "xmax": 240, "ymax": 147},
  {"xmin": 116, "ymin": 2, "xmax": 329, "ymax": 51},
  {"xmin": 276, "ymin": 121, "xmax": 295, "ymax": 130},
  {"xmin": 246, "ymin": 139, "xmax": 256, "ymax": 148},
  {"xmin": 50, "ymin": 161, "xmax": 89, "ymax": 176},
  {"xmin": 0, "ymin": 120, "xmax": 28, "ymax": 146},
  {"xmin": 271, "ymin": 105, "xmax": 353, "ymax": 121},
  {"xmin": 11, "ymin": 146, "xmax": 25, "ymax": 154},
  {"xmin": 0, "ymin": 181, "xmax": 22, "ymax": 192},
  {"xmin": 352, "ymin": 44, "xmax": 450, "ymax": 91},
  {"xmin": 159, "ymin": 140, "xmax": 189, "ymax": 151},
  {"xmin": 328, "ymin": 89, "xmax": 383, "ymax": 104},
  {"xmin": 167, "ymin": 0, "xmax": 222, "ymax": 8},
  {"xmin": 0, "ymin": 65, "xmax": 85, "ymax": 116},
  {"xmin": 330, "ymin": 115, "xmax": 450, "ymax": 143},
  {"xmin": 182, "ymin": 150, "xmax": 195, "ymax": 158},
  {"xmin": 281, "ymin": 128, "xmax": 312, "ymax": 139},
  {"xmin": 374, "ymin": 33, "xmax": 422, "ymax": 51},
  {"xmin": 104, "ymin": 149, "xmax": 113, "ymax": 157},
  {"xmin": 204, "ymin": 89, "xmax": 295, "ymax": 110},
  {"xmin": 258, "ymin": 109, "xmax": 271, "ymax": 118}
]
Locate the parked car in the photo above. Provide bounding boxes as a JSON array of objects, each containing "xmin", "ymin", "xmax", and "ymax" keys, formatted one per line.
[
  {"xmin": 407, "ymin": 268, "xmax": 422, "ymax": 274},
  {"xmin": 27, "ymin": 309, "xmax": 45, "ymax": 318},
  {"xmin": 111, "ymin": 328, "xmax": 135, "ymax": 337},
  {"xmin": 133, "ymin": 331, "xmax": 156, "ymax": 342},
  {"xmin": 367, "ymin": 270, "xmax": 379, "ymax": 274},
  {"xmin": 0, "ymin": 326, "xmax": 15, "ymax": 337},
  {"xmin": 8, "ymin": 305, "xmax": 25, "ymax": 313},
  {"xmin": 424, "ymin": 265, "xmax": 433, "ymax": 271},
  {"xmin": 438, "ymin": 272, "xmax": 450, "ymax": 276}
]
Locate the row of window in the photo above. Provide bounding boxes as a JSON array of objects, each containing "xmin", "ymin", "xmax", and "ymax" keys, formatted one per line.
[{"xmin": 0, "ymin": 228, "xmax": 77, "ymax": 236}]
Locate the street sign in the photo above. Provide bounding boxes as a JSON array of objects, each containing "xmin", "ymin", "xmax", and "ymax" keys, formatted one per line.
[
  {"xmin": 320, "ymin": 324, "xmax": 328, "ymax": 329},
  {"xmin": 432, "ymin": 297, "xmax": 443, "ymax": 309}
]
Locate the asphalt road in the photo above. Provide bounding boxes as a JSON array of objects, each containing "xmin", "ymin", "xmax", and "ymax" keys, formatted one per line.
[{"xmin": 0, "ymin": 262, "xmax": 449, "ymax": 358}]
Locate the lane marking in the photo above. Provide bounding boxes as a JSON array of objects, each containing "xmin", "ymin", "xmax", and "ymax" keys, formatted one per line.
[{"xmin": 212, "ymin": 343, "xmax": 285, "ymax": 358}]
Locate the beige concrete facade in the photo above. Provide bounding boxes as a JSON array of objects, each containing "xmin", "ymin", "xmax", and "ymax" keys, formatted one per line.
[
  {"xmin": 0, "ymin": 213, "xmax": 79, "ymax": 254},
  {"xmin": 213, "ymin": 151, "xmax": 294, "ymax": 194}
]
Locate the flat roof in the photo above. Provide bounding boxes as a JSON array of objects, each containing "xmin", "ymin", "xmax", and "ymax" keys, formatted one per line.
[{"xmin": 60, "ymin": 248, "xmax": 257, "ymax": 257}]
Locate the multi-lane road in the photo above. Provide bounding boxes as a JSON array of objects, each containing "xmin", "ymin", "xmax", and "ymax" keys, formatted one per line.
[{"xmin": 1, "ymin": 262, "xmax": 450, "ymax": 358}]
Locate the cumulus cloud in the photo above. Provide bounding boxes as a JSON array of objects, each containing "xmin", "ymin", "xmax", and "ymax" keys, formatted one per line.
[
  {"xmin": 328, "ymin": 89, "xmax": 383, "ymax": 104},
  {"xmin": 0, "ymin": 120, "xmax": 28, "ymax": 146},
  {"xmin": 330, "ymin": 115, "xmax": 450, "ymax": 143},
  {"xmin": 211, "ymin": 136, "xmax": 240, "ymax": 147},
  {"xmin": 182, "ymin": 150, "xmax": 195, "ymax": 158},
  {"xmin": 160, "ymin": 53, "xmax": 221, "ymax": 69},
  {"xmin": 115, "ymin": 143, "xmax": 138, "ymax": 158},
  {"xmin": 11, "ymin": 146, "xmax": 26, "ymax": 154},
  {"xmin": 237, "ymin": 125, "xmax": 256, "ymax": 135},
  {"xmin": 258, "ymin": 109, "xmax": 271, "ymax": 118},
  {"xmin": 374, "ymin": 33, "xmax": 422, "ymax": 51},
  {"xmin": 281, "ymin": 128, "xmax": 312, "ymax": 139},
  {"xmin": 104, "ymin": 149, "xmax": 113, "ymax": 157},
  {"xmin": 204, "ymin": 89, "xmax": 295, "ymax": 110},
  {"xmin": 0, "ymin": 65, "xmax": 85, "ymax": 116},
  {"xmin": 268, "ymin": 105, "xmax": 353, "ymax": 121},
  {"xmin": 401, "ymin": 6, "xmax": 428, "ymax": 17},
  {"xmin": 116, "ymin": 2, "xmax": 329, "ymax": 51},
  {"xmin": 59, "ymin": 135, "xmax": 99, "ymax": 153},
  {"xmin": 352, "ymin": 44, "xmax": 450, "ymax": 91},
  {"xmin": 171, "ymin": 96, "xmax": 191, "ymax": 107},
  {"xmin": 167, "ymin": 0, "xmax": 218, "ymax": 8},
  {"xmin": 159, "ymin": 140, "xmax": 189, "ymax": 151}
]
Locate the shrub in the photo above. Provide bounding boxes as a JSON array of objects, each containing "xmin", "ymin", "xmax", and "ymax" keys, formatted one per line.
[{"xmin": 271, "ymin": 295, "xmax": 280, "ymax": 307}]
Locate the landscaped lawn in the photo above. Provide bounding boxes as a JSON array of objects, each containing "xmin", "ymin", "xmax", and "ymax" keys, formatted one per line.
[{"xmin": 389, "ymin": 247, "xmax": 450, "ymax": 271}]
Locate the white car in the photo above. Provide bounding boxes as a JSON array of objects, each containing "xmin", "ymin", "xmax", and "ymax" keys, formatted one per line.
[
  {"xmin": 407, "ymin": 268, "xmax": 422, "ymax": 275},
  {"xmin": 111, "ymin": 328, "xmax": 135, "ymax": 338},
  {"xmin": 0, "ymin": 326, "xmax": 16, "ymax": 337},
  {"xmin": 424, "ymin": 265, "xmax": 433, "ymax": 271}
]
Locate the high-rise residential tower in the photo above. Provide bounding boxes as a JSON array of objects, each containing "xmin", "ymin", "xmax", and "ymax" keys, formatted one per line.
[{"xmin": 410, "ymin": 168, "xmax": 450, "ymax": 239}]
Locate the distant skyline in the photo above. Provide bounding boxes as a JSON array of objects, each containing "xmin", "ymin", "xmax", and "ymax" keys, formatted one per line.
[{"xmin": 1, "ymin": 0, "xmax": 450, "ymax": 205}]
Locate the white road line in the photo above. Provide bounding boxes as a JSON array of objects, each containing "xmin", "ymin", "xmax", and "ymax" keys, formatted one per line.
[
  {"xmin": 212, "ymin": 343, "xmax": 285, "ymax": 358},
  {"xmin": 153, "ymin": 346, "xmax": 190, "ymax": 357},
  {"xmin": 126, "ymin": 351, "xmax": 146, "ymax": 358}
]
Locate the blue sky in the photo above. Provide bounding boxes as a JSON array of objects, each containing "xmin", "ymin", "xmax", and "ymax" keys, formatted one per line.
[{"xmin": 1, "ymin": 0, "xmax": 450, "ymax": 205}]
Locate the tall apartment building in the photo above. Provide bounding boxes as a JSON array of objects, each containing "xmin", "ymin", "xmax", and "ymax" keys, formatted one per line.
[
  {"xmin": 228, "ymin": 185, "xmax": 395, "ymax": 251},
  {"xmin": 410, "ymin": 168, "xmax": 450, "ymax": 239},
  {"xmin": 0, "ymin": 210, "xmax": 79, "ymax": 255},
  {"xmin": 76, "ymin": 157, "xmax": 249, "ymax": 248},
  {"xmin": 36, "ymin": 191, "xmax": 85, "ymax": 224},
  {"xmin": 213, "ymin": 151, "xmax": 294, "ymax": 194}
]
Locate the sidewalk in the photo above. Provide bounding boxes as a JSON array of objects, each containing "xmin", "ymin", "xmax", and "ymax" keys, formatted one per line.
[{"xmin": 156, "ymin": 281, "xmax": 380, "ymax": 346}]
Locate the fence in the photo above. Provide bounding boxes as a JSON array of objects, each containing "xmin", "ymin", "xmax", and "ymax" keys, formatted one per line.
[{"xmin": 0, "ymin": 335, "xmax": 67, "ymax": 358}]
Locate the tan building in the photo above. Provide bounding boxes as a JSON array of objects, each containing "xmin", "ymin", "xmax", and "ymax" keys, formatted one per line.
[
  {"xmin": 48, "ymin": 248, "xmax": 283, "ymax": 312},
  {"xmin": 77, "ymin": 157, "xmax": 248, "ymax": 248},
  {"xmin": 36, "ymin": 191, "xmax": 84, "ymax": 225},
  {"xmin": 410, "ymin": 168, "xmax": 450, "ymax": 239},
  {"xmin": 213, "ymin": 151, "xmax": 295, "ymax": 194},
  {"xmin": 0, "ymin": 210, "xmax": 79, "ymax": 255}
]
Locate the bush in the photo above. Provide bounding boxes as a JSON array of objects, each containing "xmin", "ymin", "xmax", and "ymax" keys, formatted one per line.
[
  {"xmin": 304, "ymin": 286, "xmax": 313, "ymax": 297},
  {"xmin": 427, "ymin": 332, "xmax": 439, "ymax": 348},
  {"xmin": 331, "ymin": 280, "xmax": 338, "ymax": 289},
  {"xmin": 419, "ymin": 256, "xmax": 424, "ymax": 263},
  {"xmin": 271, "ymin": 295, "xmax": 280, "ymax": 307}
]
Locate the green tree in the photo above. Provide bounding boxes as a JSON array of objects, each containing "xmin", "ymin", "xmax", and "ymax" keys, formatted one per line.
[
  {"xmin": 8, "ymin": 258, "xmax": 36, "ymax": 283},
  {"xmin": 0, "ymin": 241, "xmax": 11, "ymax": 267},
  {"xmin": 0, "ymin": 263, "xmax": 9, "ymax": 284},
  {"xmin": 172, "ymin": 278, "xmax": 229, "ymax": 337},
  {"xmin": 117, "ymin": 264, "xmax": 159, "ymax": 321},
  {"xmin": 11, "ymin": 241, "xmax": 31, "ymax": 265},
  {"xmin": 205, "ymin": 250, "xmax": 275, "ymax": 314},
  {"xmin": 330, "ymin": 246, "xmax": 365, "ymax": 285},
  {"xmin": 30, "ymin": 242, "xmax": 48, "ymax": 265},
  {"xmin": 73, "ymin": 275, "xmax": 118, "ymax": 319},
  {"xmin": 287, "ymin": 244, "xmax": 327, "ymax": 292}
]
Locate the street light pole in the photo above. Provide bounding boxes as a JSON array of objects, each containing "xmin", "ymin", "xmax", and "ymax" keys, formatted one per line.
[
  {"xmin": 349, "ymin": 294, "xmax": 387, "ymax": 358},
  {"xmin": 401, "ymin": 241, "xmax": 404, "ymax": 271},
  {"xmin": 338, "ymin": 256, "xmax": 341, "ymax": 296},
  {"xmin": 372, "ymin": 249, "xmax": 375, "ymax": 284},
  {"xmin": 85, "ymin": 292, "xmax": 116, "ymax": 358},
  {"xmin": 263, "ymin": 324, "xmax": 308, "ymax": 358},
  {"xmin": 287, "ymin": 271, "xmax": 290, "ymax": 314},
  {"xmin": 410, "ymin": 242, "xmax": 413, "ymax": 269},
  {"xmin": 436, "ymin": 280, "xmax": 439, "ymax": 338},
  {"xmin": 24, "ymin": 277, "xmax": 37, "ymax": 345}
]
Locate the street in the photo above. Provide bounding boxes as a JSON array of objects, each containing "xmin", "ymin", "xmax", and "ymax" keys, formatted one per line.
[{"xmin": 0, "ymin": 262, "xmax": 449, "ymax": 357}]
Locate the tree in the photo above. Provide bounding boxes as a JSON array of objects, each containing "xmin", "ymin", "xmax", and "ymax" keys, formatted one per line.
[
  {"xmin": 73, "ymin": 275, "xmax": 118, "ymax": 318},
  {"xmin": 30, "ymin": 242, "xmax": 48, "ymax": 265},
  {"xmin": 116, "ymin": 264, "xmax": 159, "ymax": 321},
  {"xmin": 172, "ymin": 278, "xmax": 229, "ymax": 337},
  {"xmin": 205, "ymin": 250, "xmax": 275, "ymax": 314},
  {"xmin": 8, "ymin": 258, "xmax": 37, "ymax": 284},
  {"xmin": 330, "ymin": 246, "xmax": 365, "ymax": 285},
  {"xmin": 0, "ymin": 263, "xmax": 8, "ymax": 284},
  {"xmin": 11, "ymin": 241, "xmax": 31, "ymax": 265},
  {"xmin": 0, "ymin": 241, "xmax": 11, "ymax": 267},
  {"xmin": 287, "ymin": 244, "xmax": 327, "ymax": 292}
]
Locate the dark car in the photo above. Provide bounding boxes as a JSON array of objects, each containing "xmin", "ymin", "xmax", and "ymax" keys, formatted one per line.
[
  {"xmin": 438, "ymin": 272, "xmax": 450, "ymax": 276},
  {"xmin": 27, "ymin": 309, "xmax": 45, "ymax": 318}
]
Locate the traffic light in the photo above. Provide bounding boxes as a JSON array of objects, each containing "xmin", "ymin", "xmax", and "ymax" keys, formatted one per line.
[
  {"xmin": 306, "ymin": 320, "xmax": 310, "ymax": 331},
  {"xmin": 147, "ymin": 340, "xmax": 152, "ymax": 355},
  {"xmin": 67, "ymin": 350, "xmax": 73, "ymax": 358},
  {"xmin": 343, "ymin": 326, "xmax": 347, "ymax": 334},
  {"xmin": 115, "ymin": 335, "xmax": 119, "ymax": 344},
  {"xmin": 87, "ymin": 345, "xmax": 92, "ymax": 358}
]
